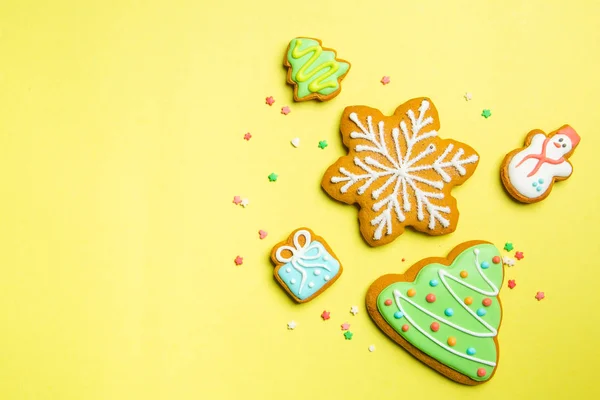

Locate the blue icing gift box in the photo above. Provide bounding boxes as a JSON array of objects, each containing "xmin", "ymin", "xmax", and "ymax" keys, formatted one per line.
[{"xmin": 273, "ymin": 229, "xmax": 342, "ymax": 302}]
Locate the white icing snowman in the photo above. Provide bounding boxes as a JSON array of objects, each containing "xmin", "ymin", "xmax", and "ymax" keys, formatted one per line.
[{"xmin": 506, "ymin": 126, "xmax": 580, "ymax": 200}]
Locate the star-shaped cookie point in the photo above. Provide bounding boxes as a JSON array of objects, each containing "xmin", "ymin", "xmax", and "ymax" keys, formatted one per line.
[
  {"xmin": 381, "ymin": 76, "xmax": 390, "ymax": 85},
  {"xmin": 341, "ymin": 322, "xmax": 350, "ymax": 331},
  {"xmin": 281, "ymin": 106, "xmax": 291, "ymax": 115},
  {"xmin": 234, "ymin": 256, "xmax": 243, "ymax": 266},
  {"xmin": 504, "ymin": 242, "xmax": 514, "ymax": 251},
  {"xmin": 243, "ymin": 132, "xmax": 252, "ymax": 141},
  {"xmin": 232, "ymin": 196, "xmax": 242, "ymax": 205},
  {"xmin": 515, "ymin": 251, "xmax": 524, "ymax": 260},
  {"xmin": 287, "ymin": 320, "xmax": 297, "ymax": 329},
  {"xmin": 265, "ymin": 96, "xmax": 275, "ymax": 106},
  {"xmin": 350, "ymin": 306, "xmax": 359, "ymax": 316},
  {"xmin": 343, "ymin": 331, "xmax": 353, "ymax": 340},
  {"xmin": 318, "ymin": 140, "xmax": 328, "ymax": 149},
  {"xmin": 321, "ymin": 311, "xmax": 330, "ymax": 320},
  {"xmin": 535, "ymin": 291, "xmax": 545, "ymax": 301},
  {"xmin": 268, "ymin": 173, "xmax": 278, "ymax": 182},
  {"xmin": 481, "ymin": 109, "xmax": 492, "ymax": 118},
  {"xmin": 508, "ymin": 279, "xmax": 516, "ymax": 289}
]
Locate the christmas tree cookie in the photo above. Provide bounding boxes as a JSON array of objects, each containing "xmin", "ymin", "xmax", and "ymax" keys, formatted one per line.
[
  {"xmin": 284, "ymin": 37, "xmax": 350, "ymax": 102},
  {"xmin": 366, "ymin": 241, "xmax": 504, "ymax": 385}
]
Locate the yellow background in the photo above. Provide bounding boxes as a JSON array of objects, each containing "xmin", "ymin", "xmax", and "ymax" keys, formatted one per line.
[{"xmin": 1, "ymin": 1, "xmax": 599, "ymax": 399}]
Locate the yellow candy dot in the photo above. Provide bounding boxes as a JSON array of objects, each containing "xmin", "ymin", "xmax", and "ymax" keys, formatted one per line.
[
  {"xmin": 460, "ymin": 270, "xmax": 468, "ymax": 278},
  {"xmin": 447, "ymin": 337, "xmax": 457, "ymax": 347},
  {"xmin": 407, "ymin": 288, "xmax": 416, "ymax": 297},
  {"xmin": 464, "ymin": 297, "xmax": 473, "ymax": 305}
]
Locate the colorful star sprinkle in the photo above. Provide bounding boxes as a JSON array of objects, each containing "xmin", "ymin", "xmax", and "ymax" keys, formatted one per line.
[
  {"xmin": 287, "ymin": 320, "xmax": 297, "ymax": 330},
  {"xmin": 350, "ymin": 306, "xmax": 359, "ymax": 316},
  {"xmin": 243, "ymin": 132, "xmax": 252, "ymax": 141},
  {"xmin": 268, "ymin": 173, "xmax": 278, "ymax": 182},
  {"xmin": 341, "ymin": 322, "xmax": 350, "ymax": 331},
  {"xmin": 318, "ymin": 140, "xmax": 328, "ymax": 149},
  {"xmin": 291, "ymin": 137, "xmax": 300, "ymax": 148},
  {"xmin": 240, "ymin": 198, "xmax": 249, "ymax": 208},
  {"xmin": 502, "ymin": 256, "xmax": 515, "ymax": 267},
  {"xmin": 508, "ymin": 280, "xmax": 516, "ymax": 289},
  {"xmin": 321, "ymin": 311, "xmax": 330, "ymax": 321},
  {"xmin": 368, "ymin": 345, "xmax": 376, "ymax": 352},
  {"xmin": 232, "ymin": 196, "xmax": 242, "ymax": 205},
  {"xmin": 504, "ymin": 242, "xmax": 514, "ymax": 251},
  {"xmin": 381, "ymin": 76, "xmax": 390, "ymax": 85},
  {"xmin": 535, "ymin": 292, "xmax": 545, "ymax": 301},
  {"xmin": 464, "ymin": 92, "xmax": 472, "ymax": 101},
  {"xmin": 265, "ymin": 96, "xmax": 275, "ymax": 106},
  {"xmin": 515, "ymin": 251, "xmax": 524, "ymax": 260},
  {"xmin": 344, "ymin": 331, "xmax": 353, "ymax": 340},
  {"xmin": 281, "ymin": 106, "xmax": 291, "ymax": 115},
  {"xmin": 481, "ymin": 109, "xmax": 492, "ymax": 118},
  {"xmin": 234, "ymin": 256, "xmax": 243, "ymax": 266},
  {"xmin": 258, "ymin": 230, "xmax": 268, "ymax": 239}
]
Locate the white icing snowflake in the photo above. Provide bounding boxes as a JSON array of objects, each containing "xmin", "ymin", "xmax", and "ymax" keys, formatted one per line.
[{"xmin": 324, "ymin": 99, "xmax": 479, "ymax": 244}]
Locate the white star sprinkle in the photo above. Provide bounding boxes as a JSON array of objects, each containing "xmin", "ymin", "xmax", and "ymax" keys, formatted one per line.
[
  {"xmin": 368, "ymin": 345, "xmax": 376, "ymax": 352},
  {"xmin": 464, "ymin": 92, "xmax": 472, "ymax": 101},
  {"xmin": 350, "ymin": 306, "xmax": 359, "ymax": 316},
  {"xmin": 287, "ymin": 320, "xmax": 297, "ymax": 330},
  {"xmin": 240, "ymin": 198, "xmax": 249, "ymax": 207},
  {"xmin": 502, "ymin": 256, "xmax": 515, "ymax": 267}
]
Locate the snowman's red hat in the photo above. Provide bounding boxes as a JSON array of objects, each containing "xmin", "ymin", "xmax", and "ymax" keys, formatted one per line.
[{"xmin": 557, "ymin": 125, "xmax": 580, "ymax": 148}]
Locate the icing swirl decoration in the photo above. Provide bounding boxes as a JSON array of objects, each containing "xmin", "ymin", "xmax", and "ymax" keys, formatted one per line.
[
  {"xmin": 365, "ymin": 242, "xmax": 504, "ymax": 385},
  {"xmin": 284, "ymin": 37, "xmax": 351, "ymax": 102}
]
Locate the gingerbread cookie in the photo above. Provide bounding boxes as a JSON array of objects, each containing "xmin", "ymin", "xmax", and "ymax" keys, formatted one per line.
[
  {"xmin": 366, "ymin": 241, "xmax": 504, "ymax": 385},
  {"xmin": 500, "ymin": 125, "xmax": 580, "ymax": 203},
  {"xmin": 283, "ymin": 37, "xmax": 350, "ymax": 102},
  {"xmin": 321, "ymin": 98, "xmax": 479, "ymax": 247},
  {"xmin": 270, "ymin": 228, "xmax": 342, "ymax": 303}
]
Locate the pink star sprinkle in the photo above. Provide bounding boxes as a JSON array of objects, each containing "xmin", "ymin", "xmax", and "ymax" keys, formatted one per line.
[
  {"xmin": 265, "ymin": 96, "xmax": 275, "ymax": 106},
  {"xmin": 234, "ymin": 256, "xmax": 243, "ymax": 266},
  {"xmin": 508, "ymin": 280, "xmax": 516, "ymax": 289},
  {"xmin": 535, "ymin": 291, "xmax": 545, "ymax": 301},
  {"xmin": 232, "ymin": 196, "xmax": 242, "ymax": 205},
  {"xmin": 243, "ymin": 132, "xmax": 252, "ymax": 141},
  {"xmin": 321, "ymin": 311, "xmax": 330, "ymax": 320},
  {"xmin": 381, "ymin": 76, "xmax": 391, "ymax": 85},
  {"xmin": 258, "ymin": 230, "xmax": 268, "ymax": 239},
  {"xmin": 341, "ymin": 322, "xmax": 350, "ymax": 331},
  {"xmin": 515, "ymin": 251, "xmax": 524, "ymax": 260},
  {"xmin": 281, "ymin": 106, "xmax": 291, "ymax": 115}
]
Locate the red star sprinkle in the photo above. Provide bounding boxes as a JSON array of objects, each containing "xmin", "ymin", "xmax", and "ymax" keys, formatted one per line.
[
  {"xmin": 281, "ymin": 106, "xmax": 291, "ymax": 115},
  {"xmin": 515, "ymin": 251, "xmax": 524, "ymax": 260},
  {"xmin": 341, "ymin": 322, "xmax": 350, "ymax": 331},
  {"xmin": 508, "ymin": 280, "xmax": 516, "ymax": 289},
  {"xmin": 232, "ymin": 196, "xmax": 242, "ymax": 205},
  {"xmin": 258, "ymin": 230, "xmax": 268, "ymax": 239},
  {"xmin": 535, "ymin": 291, "xmax": 545, "ymax": 301},
  {"xmin": 243, "ymin": 132, "xmax": 252, "ymax": 140},
  {"xmin": 381, "ymin": 76, "xmax": 391, "ymax": 85},
  {"xmin": 234, "ymin": 256, "xmax": 243, "ymax": 266},
  {"xmin": 265, "ymin": 96, "xmax": 275, "ymax": 106},
  {"xmin": 321, "ymin": 311, "xmax": 330, "ymax": 320}
]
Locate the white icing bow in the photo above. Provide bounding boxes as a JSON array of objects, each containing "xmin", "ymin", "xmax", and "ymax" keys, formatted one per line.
[{"xmin": 275, "ymin": 230, "xmax": 331, "ymax": 295}]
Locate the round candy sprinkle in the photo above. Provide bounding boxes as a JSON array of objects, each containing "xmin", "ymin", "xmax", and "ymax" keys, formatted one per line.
[
  {"xmin": 492, "ymin": 256, "xmax": 501, "ymax": 264},
  {"xmin": 426, "ymin": 294, "xmax": 436, "ymax": 303},
  {"xmin": 308, "ymin": 282, "xmax": 315, "ymax": 288},
  {"xmin": 467, "ymin": 347, "xmax": 476, "ymax": 355},
  {"xmin": 384, "ymin": 299, "xmax": 393, "ymax": 306},
  {"xmin": 476, "ymin": 308, "xmax": 487, "ymax": 317},
  {"xmin": 460, "ymin": 270, "xmax": 468, "ymax": 278},
  {"xmin": 401, "ymin": 324, "xmax": 410, "ymax": 332},
  {"xmin": 477, "ymin": 368, "xmax": 486, "ymax": 377},
  {"xmin": 447, "ymin": 337, "xmax": 457, "ymax": 346},
  {"xmin": 464, "ymin": 297, "xmax": 473, "ymax": 305},
  {"xmin": 482, "ymin": 298, "xmax": 492, "ymax": 307},
  {"xmin": 430, "ymin": 322, "xmax": 440, "ymax": 332},
  {"xmin": 407, "ymin": 288, "xmax": 416, "ymax": 297},
  {"xmin": 444, "ymin": 308, "xmax": 454, "ymax": 317},
  {"xmin": 429, "ymin": 279, "xmax": 439, "ymax": 287},
  {"xmin": 481, "ymin": 261, "xmax": 490, "ymax": 269},
  {"xmin": 290, "ymin": 279, "xmax": 296, "ymax": 284},
  {"xmin": 314, "ymin": 270, "xmax": 321, "ymax": 276},
  {"xmin": 324, "ymin": 275, "xmax": 330, "ymax": 281},
  {"xmin": 394, "ymin": 311, "xmax": 404, "ymax": 319}
]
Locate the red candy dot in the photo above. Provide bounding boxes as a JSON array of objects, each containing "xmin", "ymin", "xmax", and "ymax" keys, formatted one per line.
[
  {"xmin": 384, "ymin": 299, "xmax": 393, "ymax": 306},
  {"xmin": 430, "ymin": 322, "xmax": 440, "ymax": 332},
  {"xmin": 426, "ymin": 293, "xmax": 436, "ymax": 303},
  {"xmin": 477, "ymin": 368, "xmax": 486, "ymax": 377},
  {"xmin": 492, "ymin": 256, "xmax": 501, "ymax": 264},
  {"xmin": 482, "ymin": 298, "xmax": 492, "ymax": 307},
  {"xmin": 402, "ymin": 324, "xmax": 410, "ymax": 332}
]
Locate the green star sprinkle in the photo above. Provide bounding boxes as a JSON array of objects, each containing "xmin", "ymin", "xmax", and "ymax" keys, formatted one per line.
[
  {"xmin": 318, "ymin": 140, "xmax": 328, "ymax": 149},
  {"xmin": 344, "ymin": 331, "xmax": 353, "ymax": 340},
  {"xmin": 504, "ymin": 242, "xmax": 514, "ymax": 251},
  {"xmin": 268, "ymin": 173, "xmax": 278, "ymax": 182},
  {"xmin": 481, "ymin": 109, "xmax": 492, "ymax": 118}
]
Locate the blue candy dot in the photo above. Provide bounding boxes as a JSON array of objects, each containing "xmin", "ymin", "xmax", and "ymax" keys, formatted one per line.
[
  {"xmin": 532, "ymin": 181, "xmax": 538, "ymax": 187},
  {"xmin": 429, "ymin": 279, "xmax": 439, "ymax": 287},
  {"xmin": 444, "ymin": 308, "xmax": 454, "ymax": 317},
  {"xmin": 536, "ymin": 186, "xmax": 542, "ymax": 192},
  {"xmin": 394, "ymin": 311, "xmax": 404, "ymax": 319},
  {"xmin": 467, "ymin": 347, "xmax": 476, "ymax": 355},
  {"xmin": 476, "ymin": 308, "xmax": 486, "ymax": 317},
  {"xmin": 481, "ymin": 261, "xmax": 489, "ymax": 269},
  {"xmin": 538, "ymin": 178, "xmax": 544, "ymax": 184}
]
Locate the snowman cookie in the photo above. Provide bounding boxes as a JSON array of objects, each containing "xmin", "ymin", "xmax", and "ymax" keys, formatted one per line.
[{"xmin": 501, "ymin": 125, "xmax": 580, "ymax": 203}]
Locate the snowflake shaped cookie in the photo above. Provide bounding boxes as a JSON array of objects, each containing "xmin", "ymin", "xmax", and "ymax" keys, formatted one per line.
[{"xmin": 321, "ymin": 98, "xmax": 479, "ymax": 246}]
